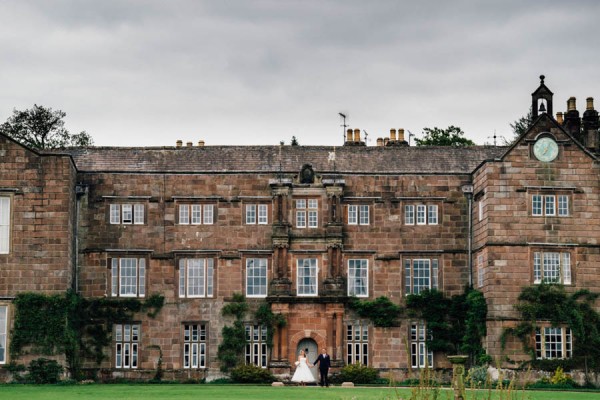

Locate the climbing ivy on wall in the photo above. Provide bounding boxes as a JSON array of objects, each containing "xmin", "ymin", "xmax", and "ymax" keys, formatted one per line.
[
  {"xmin": 217, "ymin": 293, "xmax": 249, "ymax": 372},
  {"xmin": 503, "ymin": 284, "xmax": 600, "ymax": 372},
  {"xmin": 348, "ymin": 296, "xmax": 403, "ymax": 327},
  {"xmin": 10, "ymin": 291, "xmax": 165, "ymax": 379},
  {"xmin": 217, "ymin": 294, "xmax": 286, "ymax": 372},
  {"xmin": 405, "ymin": 287, "xmax": 488, "ymax": 363}
]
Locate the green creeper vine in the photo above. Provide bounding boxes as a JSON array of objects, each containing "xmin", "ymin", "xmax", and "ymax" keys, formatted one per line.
[
  {"xmin": 217, "ymin": 294, "xmax": 286, "ymax": 372},
  {"xmin": 10, "ymin": 291, "xmax": 164, "ymax": 379},
  {"xmin": 348, "ymin": 296, "xmax": 403, "ymax": 327},
  {"xmin": 255, "ymin": 303, "xmax": 286, "ymax": 349},
  {"xmin": 406, "ymin": 287, "xmax": 488, "ymax": 363},
  {"xmin": 217, "ymin": 293, "xmax": 248, "ymax": 372},
  {"xmin": 502, "ymin": 284, "xmax": 600, "ymax": 372}
]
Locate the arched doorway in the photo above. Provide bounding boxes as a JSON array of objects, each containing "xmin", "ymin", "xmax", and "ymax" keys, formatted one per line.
[{"xmin": 296, "ymin": 338, "xmax": 319, "ymax": 381}]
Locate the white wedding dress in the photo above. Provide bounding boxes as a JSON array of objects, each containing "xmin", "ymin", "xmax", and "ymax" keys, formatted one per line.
[{"xmin": 291, "ymin": 357, "xmax": 316, "ymax": 383}]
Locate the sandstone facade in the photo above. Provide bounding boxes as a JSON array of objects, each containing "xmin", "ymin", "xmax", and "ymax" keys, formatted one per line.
[{"xmin": 1, "ymin": 78, "xmax": 599, "ymax": 381}]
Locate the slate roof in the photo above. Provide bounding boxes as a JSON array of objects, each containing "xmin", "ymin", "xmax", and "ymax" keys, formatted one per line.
[{"xmin": 52, "ymin": 145, "xmax": 507, "ymax": 174}]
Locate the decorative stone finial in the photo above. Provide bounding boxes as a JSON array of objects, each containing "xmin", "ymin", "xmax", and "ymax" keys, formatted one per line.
[{"xmin": 540, "ymin": 74, "xmax": 545, "ymax": 84}]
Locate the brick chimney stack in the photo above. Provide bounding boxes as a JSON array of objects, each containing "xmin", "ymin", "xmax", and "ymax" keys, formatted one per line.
[
  {"xmin": 563, "ymin": 97, "xmax": 583, "ymax": 143},
  {"xmin": 582, "ymin": 97, "xmax": 599, "ymax": 150}
]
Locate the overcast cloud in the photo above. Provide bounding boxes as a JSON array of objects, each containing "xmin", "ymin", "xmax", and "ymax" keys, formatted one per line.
[{"xmin": 1, "ymin": 0, "xmax": 599, "ymax": 147}]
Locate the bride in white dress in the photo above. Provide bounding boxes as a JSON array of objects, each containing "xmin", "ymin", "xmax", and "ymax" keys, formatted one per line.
[{"xmin": 291, "ymin": 350, "xmax": 315, "ymax": 386}]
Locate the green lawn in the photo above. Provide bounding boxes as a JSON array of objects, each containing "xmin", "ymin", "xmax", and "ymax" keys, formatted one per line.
[{"xmin": 0, "ymin": 384, "xmax": 598, "ymax": 400}]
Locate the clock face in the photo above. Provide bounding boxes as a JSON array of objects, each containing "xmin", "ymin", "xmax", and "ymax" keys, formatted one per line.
[{"xmin": 533, "ymin": 137, "xmax": 559, "ymax": 162}]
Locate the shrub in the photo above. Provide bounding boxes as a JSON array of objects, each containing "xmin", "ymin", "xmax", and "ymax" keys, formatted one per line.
[
  {"xmin": 466, "ymin": 365, "xmax": 489, "ymax": 388},
  {"xmin": 26, "ymin": 358, "xmax": 64, "ymax": 384},
  {"xmin": 550, "ymin": 366, "xmax": 575, "ymax": 386},
  {"xmin": 230, "ymin": 364, "xmax": 275, "ymax": 383},
  {"xmin": 337, "ymin": 363, "xmax": 379, "ymax": 384}
]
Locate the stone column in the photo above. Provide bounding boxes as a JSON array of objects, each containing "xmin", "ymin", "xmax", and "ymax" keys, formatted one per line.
[{"xmin": 447, "ymin": 355, "xmax": 468, "ymax": 400}]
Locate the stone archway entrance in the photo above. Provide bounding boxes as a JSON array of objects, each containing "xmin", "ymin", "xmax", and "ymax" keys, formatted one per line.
[{"xmin": 296, "ymin": 338, "xmax": 319, "ymax": 381}]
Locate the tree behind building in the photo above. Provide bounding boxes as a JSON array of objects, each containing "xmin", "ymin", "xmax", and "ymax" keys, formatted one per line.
[{"xmin": 0, "ymin": 104, "xmax": 93, "ymax": 149}]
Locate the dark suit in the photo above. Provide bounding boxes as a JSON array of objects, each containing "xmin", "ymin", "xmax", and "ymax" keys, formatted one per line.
[{"xmin": 314, "ymin": 353, "xmax": 331, "ymax": 386}]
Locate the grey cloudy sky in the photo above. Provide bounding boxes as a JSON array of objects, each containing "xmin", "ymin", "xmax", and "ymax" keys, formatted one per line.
[{"xmin": 1, "ymin": 0, "xmax": 599, "ymax": 147}]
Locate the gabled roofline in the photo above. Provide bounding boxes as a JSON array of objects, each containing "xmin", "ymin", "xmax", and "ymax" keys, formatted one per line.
[
  {"xmin": 0, "ymin": 131, "xmax": 79, "ymax": 171},
  {"xmin": 495, "ymin": 113, "xmax": 598, "ymax": 162}
]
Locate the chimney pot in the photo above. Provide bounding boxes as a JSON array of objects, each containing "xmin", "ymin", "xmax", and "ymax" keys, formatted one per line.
[
  {"xmin": 176, "ymin": 140, "xmax": 183, "ymax": 148},
  {"xmin": 186, "ymin": 142, "xmax": 193, "ymax": 147},
  {"xmin": 354, "ymin": 128, "xmax": 361, "ymax": 142},
  {"xmin": 567, "ymin": 97, "xmax": 577, "ymax": 112},
  {"xmin": 346, "ymin": 129, "xmax": 353, "ymax": 142},
  {"xmin": 377, "ymin": 137, "xmax": 384, "ymax": 147},
  {"xmin": 398, "ymin": 128, "xmax": 405, "ymax": 142},
  {"xmin": 556, "ymin": 112, "xmax": 564, "ymax": 124},
  {"xmin": 198, "ymin": 140, "xmax": 205, "ymax": 147},
  {"xmin": 586, "ymin": 97, "xmax": 594, "ymax": 111},
  {"xmin": 390, "ymin": 129, "xmax": 397, "ymax": 141}
]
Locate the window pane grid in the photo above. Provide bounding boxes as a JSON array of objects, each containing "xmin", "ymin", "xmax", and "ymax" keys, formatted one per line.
[
  {"xmin": 184, "ymin": 324, "xmax": 207, "ymax": 368},
  {"xmin": 191, "ymin": 205, "xmax": 202, "ymax": 224},
  {"xmin": 179, "ymin": 205, "xmax": 190, "ymax": 224},
  {"xmin": 405, "ymin": 205, "xmax": 414, "ymax": 225},
  {"xmin": 359, "ymin": 205, "xmax": 369, "ymax": 225},
  {"xmin": 246, "ymin": 258, "xmax": 268, "ymax": 297},
  {"xmin": 411, "ymin": 323, "xmax": 433, "ymax": 368},
  {"xmin": 246, "ymin": 205, "xmax": 256, "ymax": 224},
  {"xmin": 0, "ymin": 306, "xmax": 7, "ymax": 364},
  {"xmin": 558, "ymin": 195, "xmax": 569, "ymax": 216},
  {"xmin": 245, "ymin": 324, "xmax": 268, "ymax": 368},
  {"xmin": 203, "ymin": 204, "xmax": 214, "ymax": 224},
  {"xmin": 348, "ymin": 205, "xmax": 358, "ymax": 225},
  {"xmin": 347, "ymin": 324, "xmax": 368, "ymax": 365},
  {"xmin": 258, "ymin": 204, "xmax": 268, "ymax": 224},
  {"xmin": 115, "ymin": 324, "xmax": 140, "ymax": 368},
  {"xmin": 297, "ymin": 258, "xmax": 317, "ymax": 296},
  {"xmin": 348, "ymin": 259, "xmax": 368, "ymax": 297},
  {"xmin": 122, "ymin": 204, "xmax": 133, "ymax": 224},
  {"xmin": 545, "ymin": 195, "xmax": 556, "ymax": 216},
  {"xmin": 180, "ymin": 258, "xmax": 214, "ymax": 298}
]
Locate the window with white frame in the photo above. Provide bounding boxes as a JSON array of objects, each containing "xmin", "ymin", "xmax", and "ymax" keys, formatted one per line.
[
  {"xmin": 245, "ymin": 324, "xmax": 267, "ymax": 368},
  {"xmin": 348, "ymin": 205, "xmax": 370, "ymax": 225},
  {"xmin": 179, "ymin": 204, "xmax": 215, "ymax": 225},
  {"xmin": 246, "ymin": 258, "xmax": 268, "ymax": 297},
  {"xmin": 179, "ymin": 258, "xmax": 214, "ymax": 298},
  {"xmin": 109, "ymin": 203, "xmax": 146, "ymax": 225},
  {"xmin": 0, "ymin": 196, "xmax": 10, "ymax": 254},
  {"xmin": 183, "ymin": 323, "xmax": 207, "ymax": 369},
  {"xmin": 533, "ymin": 252, "xmax": 571, "ymax": 284},
  {"xmin": 115, "ymin": 323, "xmax": 140, "ymax": 368},
  {"xmin": 109, "ymin": 203, "xmax": 145, "ymax": 225},
  {"xmin": 405, "ymin": 204, "xmax": 438, "ymax": 225},
  {"xmin": 535, "ymin": 327, "xmax": 572, "ymax": 359},
  {"xmin": 111, "ymin": 257, "xmax": 146, "ymax": 297},
  {"xmin": 296, "ymin": 199, "xmax": 318, "ymax": 228},
  {"xmin": 0, "ymin": 305, "xmax": 7, "ymax": 364},
  {"xmin": 348, "ymin": 259, "xmax": 368, "ymax": 297},
  {"xmin": 347, "ymin": 323, "xmax": 369, "ymax": 365},
  {"xmin": 297, "ymin": 258, "xmax": 318, "ymax": 296},
  {"xmin": 532, "ymin": 195, "xmax": 569, "ymax": 217},
  {"xmin": 404, "ymin": 258, "xmax": 439, "ymax": 295},
  {"xmin": 411, "ymin": 322, "xmax": 433, "ymax": 368},
  {"xmin": 246, "ymin": 204, "xmax": 268, "ymax": 225}
]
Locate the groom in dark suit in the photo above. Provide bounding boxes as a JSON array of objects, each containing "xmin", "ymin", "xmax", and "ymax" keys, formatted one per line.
[{"xmin": 313, "ymin": 348, "xmax": 331, "ymax": 387}]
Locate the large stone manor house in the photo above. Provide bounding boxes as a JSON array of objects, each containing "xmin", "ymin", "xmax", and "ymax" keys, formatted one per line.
[{"xmin": 1, "ymin": 77, "xmax": 599, "ymax": 380}]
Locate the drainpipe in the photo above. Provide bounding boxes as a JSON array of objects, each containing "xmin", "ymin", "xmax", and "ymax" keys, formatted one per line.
[
  {"xmin": 462, "ymin": 185, "xmax": 474, "ymax": 287},
  {"xmin": 74, "ymin": 184, "xmax": 87, "ymax": 293}
]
